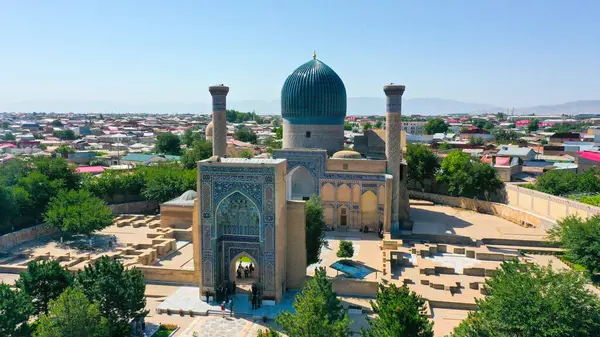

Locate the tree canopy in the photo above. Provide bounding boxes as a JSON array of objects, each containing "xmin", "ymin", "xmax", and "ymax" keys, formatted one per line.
[
  {"xmin": 44, "ymin": 189, "xmax": 113, "ymax": 236},
  {"xmin": 336, "ymin": 240, "xmax": 354, "ymax": 258},
  {"xmin": 181, "ymin": 127, "xmax": 204, "ymax": 147},
  {"xmin": 3, "ymin": 132, "xmax": 16, "ymax": 141},
  {"xmin": 34, "ymin": 288, "xmax": 109, "ymax": 337},
  {"xmin": 361, "ymin": 284, "xmax": 433, "ymax": 337},
  {"xmin": 0, "ymin": 283, "xmax": 33, "ymax": 337},
  {"xmin": 451, "ymin": 260, "xmax": 600, "ymax": 337},
  {"xmin": 423, "ymin": 118, "xmax": 448, "ymax": 135},
  {"xmin": 527, "ymin": 118, "xmax": 539, "ymax": 132},
  {"xmin": 226, "ymin": 109, "xmax": 262, "ymax": 123},
  {"xmin": 234, "ymin": 128, "xmax": 258, "ymax": 144},
  {"xmin": 549, "ymin": 215, "xmax": 600, "ymax": 273},
  {"xmin": 436, "ymin": 150, "xmax": 502, "ymax": 199},
  {"xmin": 52, "ymin": 129, "xmax": 76, "ymax": 140},
  {"xmin": 533, "ymin": 168, "xmax": 600, "ymax": 196},
  {"xmin": 138, "ymin": 163, "xmax": 195, "ymax": 203},
  {"xmin": 276, "ymin": 267, "xmax": 351, "ymax": 337},
  {"xmin": 156, "ymin": 132, "xmax": 181, "ymax": 155},
  {"xmin": 305, "ymin": 195, "xmax": 326, "ymax": 265},
  {"xmin": 75, "ymin": 256, "xmax": 147, "ymax": 337},
  {"xmin": 363, "ymin": 122, "xmax": 373, "ymax": 131},
  {"xmin": 406, "ymin": 144, "xmax": 439, "ymax": 189},
  {"xmin": 16, "ymin": 260, "xmax": 73, "ymax": 315},
  {"xmin": 182, "ymin": 139, "xmax": 212, "ymax": 169}
]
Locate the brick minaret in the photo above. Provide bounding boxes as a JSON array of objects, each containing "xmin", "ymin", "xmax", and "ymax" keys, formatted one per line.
[
  {"xmin": 209, "ymin": 85, "xmax": 229, "ymax": 157},
  {"xmin": 384, "ymin": 84, "xmax": 407, "ymax": 233}
]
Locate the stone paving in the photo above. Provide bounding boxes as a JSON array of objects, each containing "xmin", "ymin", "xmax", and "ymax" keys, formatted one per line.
[{"xmin": 177, "ymin": 317, "xmax": 273, "ymax": 337}]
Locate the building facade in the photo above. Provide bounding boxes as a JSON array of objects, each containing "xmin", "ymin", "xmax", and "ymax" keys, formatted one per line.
[{"xmin": 195, "ymin": 55, "xmax": 411, "ymax": 302}]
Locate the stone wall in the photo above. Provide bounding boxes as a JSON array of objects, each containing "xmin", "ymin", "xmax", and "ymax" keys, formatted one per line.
[
  {"xmin": 137, "ymin": 266, "xmax": 199, "ymax": 284},
  {"xmin": 286, "ymin": 200, "xmax": 307, "ymax": 290},
  {"xmin": 159, "ymin": 205, "xmax": 193, "ymax": 229},
  {"xmin": 0, "ymin": 224, "xmax": 57, "ymax": 251},
  {"xmin": 107, "ymin": 201, "xmax": 158, "ymax": 214},
  {"xmin": 409, "ymin": 190, "xmax": 556, "ymax": 229},
  {"xmin": 505, "ymin": 183, "xmax": 600, "ymax": 222},
  {"xmin": 331, "ymin": 278, "xmax": 378, "ymax": 297}
]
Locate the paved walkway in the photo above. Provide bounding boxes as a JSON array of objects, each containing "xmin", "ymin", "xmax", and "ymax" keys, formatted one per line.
[
  {"xmin": 157, "ymin": 286, "xmax": 297, "ymax": 319},
  {"xmin": 177, "ymin": 317, "xmax": 273, "ymax": 337}
]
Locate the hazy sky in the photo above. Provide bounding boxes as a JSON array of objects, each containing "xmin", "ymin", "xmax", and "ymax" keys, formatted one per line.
[{"xmin": 1, "ymin": 0, "xmax": 599, "ymax": 108}]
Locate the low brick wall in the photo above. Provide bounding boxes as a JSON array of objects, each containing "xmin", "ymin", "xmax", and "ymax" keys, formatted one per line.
[
  {"xmin": 331, "ymin": 278, "xmax": 378, "ymax": 297},
  {"xmin": 0, "ymin": 224, "xmax": 57, "ymax": 251},
  {"xmin": 108, "ymin": 201, "xmax": 158, "ymax": 214},
  {"xmin": 409, "ymin": 190, "xmax": 556, "ymax": 229},
  {"xmin": 137, "ymin": 266, "xmax": 199, "ymax": 284},
  {"xmin": 505, "ymin": 183, "xmax": 600, "ymax": 222}
]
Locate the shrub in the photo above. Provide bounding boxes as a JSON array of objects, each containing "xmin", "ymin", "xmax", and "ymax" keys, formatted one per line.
[{"xmin": 337, "ymin": 240, "xmax": 354, "ymax": 258}]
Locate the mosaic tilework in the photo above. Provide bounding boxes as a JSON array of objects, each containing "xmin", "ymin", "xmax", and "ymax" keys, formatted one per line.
[{"xmin": 200, "ymin": 165, "xmax": 276, "ymax": 291}]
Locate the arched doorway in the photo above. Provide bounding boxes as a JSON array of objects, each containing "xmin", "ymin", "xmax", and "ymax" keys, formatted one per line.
[
  {"xmin": 229, "ymin": 252, "xmax": 259, "ymax": 293},
  {"xmin": 339, "ymin": 206, "xmax": 348, "ymax": 227},
  {"xmin": 286, "ymin": 166, "xmax": 316, "ymax": 200},
  {"xmin": 361, "ymin": 190, "xmax": 377, "ymax": 230}
]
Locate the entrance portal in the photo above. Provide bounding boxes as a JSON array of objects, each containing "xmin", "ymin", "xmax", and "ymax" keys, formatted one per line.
[{"xmin": 229, "ymin": 253, "xmax": 259, "ymax": 293}]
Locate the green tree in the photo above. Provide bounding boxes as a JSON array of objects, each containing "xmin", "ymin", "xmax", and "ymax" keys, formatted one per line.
[
  {"xmin": 451, "ymin": 260, "xmax": 600, "ymax": 337},
  {"xmin": 275, "ymin": 126, "xmax": 283, "ymax": 139},
  {"xmin": 527, "ymin": 118, "xmax": 539, "ymax": 132},
  {"xmin": 182, "ymin": 139, "xmax": 212, "ymax": 169},
  {"xmin": 1, "ymin": 121, "xmax": 9, "ymax": 129},
  {"xmin": 272, "ymin": 119, "xmax": 280, "ymax": 128},
  {"xmin": 256, "ymin": 329, "xmax": 281, "ymax": 337},
  {"xmin": 53, "ymin": 129, "xmax": 76, "ymax": 140},
  {"xmin": 306, "ymin": 195, "xmax": 326, "ymax": 265},
  {"xmin": 139, "ymin": 164, "xmax": 195, "ymax": 203},
  {"xmin": 0, "ymin": 283, "xmax": 33, "ymax": 337},
  {"xmin": 493, "ymin": 129, "xmax": 521, "ymax": 145},
  {"xmin": 406, "ymin": 144, "xmax": 439, "ymax": 189},
  {"xmin": 235, "ymin": 148, "xmax": 255, "ymax": 158},
  {"xmin": 44, "ymin": 189, "xmax": 113, "ymax": 236},
  {"xmin": 33, "ymin": 157, "xmax": 79, "ymax": 189},
  {"xmin": 156, "ymin": 132, "xmax": 182, "ymax": 155},
  {"xmin": 423, "ymin": 118, "xmax": 448, "ymax": 135},
  {"xmin": 534, "ymin": 169, "xmax": 579, "ymax": 195},
  {"xmin": 577, "ymin": 168, "xmax": 600, "ymax": 193},
  {"xmin": 336, "ymin": 240, "xmax": 354, "ymax": 258},
  {"xmin": 437, "ymin": 142, "xmax": 452, "ymax": 150},
  {"xmin": 234, "ymin": 128, "xmax": 258, "ymax": 144},
  {"xmin": 344, "ymin": 123, "xmax": 353, "ymax": 131},
  {"xmin": 361, "ymin": 284, "xmax": 433, "ymax": 337},
  {"xmin": 34, "ymin": 288, "xmax": 109, "ymax": 337},
  {"xmin": 0, "ymin": 158, "xmax": 31, "ymax": 186},
  {"xmin": 436, "ymin": 150, "xmax": 502, "ymax": 199},
  {"xmin": 51, "ymin": 119, "xmax": 63, "ymax": 127},
  {"xmin": 3, "ymin": 132, "xmax": 16, "ymax": 141},
  {"xmin": 0, "ymin": 186, "xmax": 16, "ymax": 233},
  {"xmin": 16, "ymin": 260, "xmax": 73, "ymax": 315},
  {"xmin": 17, "ymin": 171, "xmax": 64, "ymax": 222},
  {"xmin": 75, "ymin": 256, "xmax": 147, "ymax": 337},
  {"xmin": 549, "ymin": 215, "xmax": 600, "ymax": 273},
  {"xmin": 181, "ymin": 127, "xmax": 203, "ymax": 147},
  {"xmin": 53, "ymin": 144, "xmax": 75, "ymax": 157},
  {"xmin": 375, "ymin": 120, "xmax": 383, "ymax": 129},
  {"xmin": 276, "ymin": 267, "xmax": 351, "ymax": 337},
  {"xmin": 363, "ymin": 122, "xmax": 373, "ymax": 131}
]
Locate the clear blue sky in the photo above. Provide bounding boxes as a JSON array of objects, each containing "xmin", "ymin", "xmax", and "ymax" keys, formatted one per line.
[{"xmin": 1, "ymin": 0, "xmax": 599, "ymax": 108}]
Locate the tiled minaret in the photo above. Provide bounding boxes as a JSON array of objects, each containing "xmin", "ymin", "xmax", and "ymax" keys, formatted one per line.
[
  {"xmin": 384, "ymin": 84, "xmax": 410, "ymax": 233},
  {"xmin": 209, "ymin": 85, "xmax": 229, "ymax": 157}
]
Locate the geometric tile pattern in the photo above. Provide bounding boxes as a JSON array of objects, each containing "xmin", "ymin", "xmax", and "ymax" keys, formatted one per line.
[{"xmin": 199, "ymin": 165, "xmax": 276, "ymax": 293}]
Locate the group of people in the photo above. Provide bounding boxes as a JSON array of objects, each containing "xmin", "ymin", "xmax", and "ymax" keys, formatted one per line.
[{"xmin": 236, "ymin": 261, "xmax": 255, "ymax": 279}]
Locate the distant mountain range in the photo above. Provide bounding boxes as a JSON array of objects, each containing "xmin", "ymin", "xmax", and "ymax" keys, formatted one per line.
[{"xmin": 3, "ymin": 99, "xmax": 600, "ymax": 116}]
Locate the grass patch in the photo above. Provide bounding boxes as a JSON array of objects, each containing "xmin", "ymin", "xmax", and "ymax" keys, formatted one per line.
[
  {"xmin": 238, "ymin": 256, "xmax": 252, "ymax": 263},
  {"xmin": 153, "ymin": 324, "xmax": 177, "ymax": 337}
]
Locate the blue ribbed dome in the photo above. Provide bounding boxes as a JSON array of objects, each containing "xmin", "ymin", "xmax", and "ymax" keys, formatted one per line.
[{"xmin": 281, "ymin": 59, "xmax": 347, "ymax": 125}]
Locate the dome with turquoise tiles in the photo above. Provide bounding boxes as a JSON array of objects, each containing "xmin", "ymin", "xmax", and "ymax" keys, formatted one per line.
[{"xmin": 281, "ymin": 57, "xmax": 347, "ymax": 125}]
